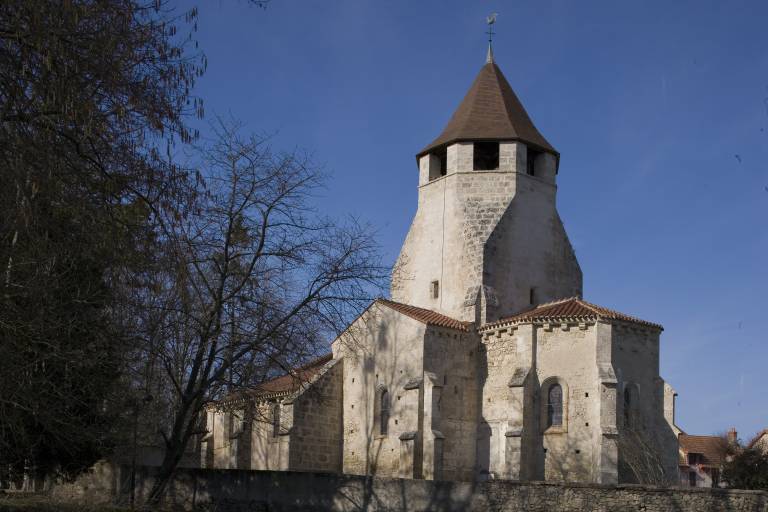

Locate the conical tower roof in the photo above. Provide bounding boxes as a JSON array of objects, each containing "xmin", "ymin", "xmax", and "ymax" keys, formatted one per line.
[{"xmin": 417, "ymin": 62, "xmax": 557, "ymax": 158}]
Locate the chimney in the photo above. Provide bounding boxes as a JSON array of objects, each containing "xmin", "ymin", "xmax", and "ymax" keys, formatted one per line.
[{"xmin": 727, "ymin": 427, "xmax": 738, "ymax": 445}]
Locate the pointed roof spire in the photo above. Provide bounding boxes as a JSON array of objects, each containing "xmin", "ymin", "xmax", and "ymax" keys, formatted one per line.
[
  {"xmin": 417, "ymin": 62, "xmax": 557, "ymax": 158},
  {"xmin": 485, "ymin": 13, "xmax": 497, "ymax": 64}
]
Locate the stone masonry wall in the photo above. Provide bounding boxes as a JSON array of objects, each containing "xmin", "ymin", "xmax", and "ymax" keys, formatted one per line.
[
  {"xmin": 332, "ymin": 303, "xmax": 427, "ymax": 478},
  {"xmin": 108, "ymin": 466, "xmax": 768, "ymax": 512},
  {"xmin": 288, "ymin": 359, "xmax": 344, "ymax": 472},
  {"xmin": 392, "ymin": 140, "xmax": 581, "ymax": 325}
]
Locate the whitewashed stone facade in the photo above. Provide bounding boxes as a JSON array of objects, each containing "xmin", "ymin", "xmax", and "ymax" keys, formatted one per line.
[{"xmin": 203, "ymin": 56, "xmax": 679, "ymax": 484}]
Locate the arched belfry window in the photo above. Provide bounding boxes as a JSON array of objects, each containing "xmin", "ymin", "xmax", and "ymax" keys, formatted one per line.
[
  {"xmin": 547, "ymin": 384, "xmax": 563, "ymax": 428},
  {"xmin": 473, "ymin": 141, "xmax": 499, "ymax": 170},
  {"xmin": 380, "ymin": 389, "xmax": 390, "ymax": 435}
]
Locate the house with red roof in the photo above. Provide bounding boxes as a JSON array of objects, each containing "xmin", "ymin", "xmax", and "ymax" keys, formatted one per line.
[
  {"xmin": 748, "ymin": 429, "xmax": 768, "ymax": 454},
  {"xmin": 678, "ymin": 431, "xmax": 731, "ymax": 487}
]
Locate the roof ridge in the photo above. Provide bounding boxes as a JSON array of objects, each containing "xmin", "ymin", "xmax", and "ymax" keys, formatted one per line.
[
  {"xmin": 574, "ymin": 298, "xmax": 605, "ymax": 317},
  {"xmin": 480, "ymin": 297, "xmax": 662, "ymax": 331},
  {"xmin": 536, "ymin": 296, "xmax": 580, "ymax": 308},
  {"xmin": 376, "ymin": 298, "xmax": 471, "ymax": 332}
]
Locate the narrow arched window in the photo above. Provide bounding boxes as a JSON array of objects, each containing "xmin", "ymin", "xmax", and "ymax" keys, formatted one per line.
[
  {"xmin": 547, "ymin": 384, "xmax": 563, "ymax": 427},
  {"xmin": 623, "ymin": 387, "xmax": 632, "ymax": 428},
  {"xmin": 271, "ymin": 403, "xmax": 280, "ymax": 438},
  {"xmin": 380, "ymin": 389, "xmax": 390, "ymax": 435},
  {"xmin": 624, "ymin": 385, "xmax": 640, "ymax": 430}
]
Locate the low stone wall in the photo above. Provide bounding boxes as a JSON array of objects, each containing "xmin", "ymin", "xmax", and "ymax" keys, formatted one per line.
[{"xmin": 89, "ymin": 466, "xmax": 766, "ymax": 512}]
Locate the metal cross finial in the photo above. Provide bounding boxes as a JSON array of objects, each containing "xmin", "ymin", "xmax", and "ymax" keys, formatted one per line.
[{"xmin": 485, "ymin": 13, "xmax": 498, "ymax": 64}]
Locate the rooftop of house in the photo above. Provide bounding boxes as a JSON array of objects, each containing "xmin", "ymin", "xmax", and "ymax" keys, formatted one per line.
[
  {"xmin": 678, "ymin": 434, "xmax": 728, "ymax": 467},
  {"xmin": 747, "ymin": 429, "xmax": 768, "ymax": 450}
]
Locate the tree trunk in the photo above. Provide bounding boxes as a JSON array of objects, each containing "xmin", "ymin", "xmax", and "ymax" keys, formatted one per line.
[{"xmin": 145, "ymin": 398, "xmax": 201, "ymax": 507}]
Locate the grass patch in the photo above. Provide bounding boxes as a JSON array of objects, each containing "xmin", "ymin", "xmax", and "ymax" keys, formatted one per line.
[{"xmin": 0, "ymin": 494, "xmax": 130, "ymax": 512}]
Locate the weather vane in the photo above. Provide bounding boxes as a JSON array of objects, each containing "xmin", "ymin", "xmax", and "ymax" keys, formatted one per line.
[{"xmin": 486, "ymin": 13, "xmax": 498, "ymax": 64}]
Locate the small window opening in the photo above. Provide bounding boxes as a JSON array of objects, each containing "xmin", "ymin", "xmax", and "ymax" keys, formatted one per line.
[
  {"xmin": 436, "ymin": 146, "xmax": 447, "ymax": 177},
  {"xmin": 624, "ymin": 385, "xmax": 639, "ymax": 430},
  {"xmin": 547, "ymin": 384, "xmax": 563, "ymax": 428},
  {"xmin": 473, "ymin": 141, "xmax": 499, "ymax": 170},
  {"xmin": 689, "ymin": 471, "xmax": 697, "ymax": 487},
  {"xmin": 529, "ymin": 287, "xmax": 536, "ymax": 305},
  {"xmin": 380, "ymin": 389, "xmax": 390, "ymax": 435},
  {"xmin": 624, "ymin": 387, "xmax": 632, "ymax": 428},
  {"xmin": 271, "ymin": 403, "xmax": 280, "ymax": 438},
  {"xmin": 428, "ymin": 147, "xmax": 448, "ymax": 181},
  {"xmin": 527, "ymin": 147, "xmax": 541, "ymax": 176},
  {"xmin": 430, "ymin": 280, "xmax": 439, "ymax": 299}
]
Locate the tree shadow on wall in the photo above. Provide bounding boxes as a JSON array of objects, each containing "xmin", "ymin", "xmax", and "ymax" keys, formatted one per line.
[{"xmin": 328, "ymin": 306, "xmax": 482, "ymax": 512}]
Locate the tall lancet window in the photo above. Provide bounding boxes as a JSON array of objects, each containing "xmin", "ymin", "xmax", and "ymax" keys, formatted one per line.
[
  {"xmin": 547, "ymin": 384, "xmax": 563, "ymax": 428},
  {"xmin": 271, "ymin": 403, "xmax": 280, "ymax": 438},
  {"xmin": 624, "ymin": 385, "xmax": 639, "ymax": 430},
  {"xmin": 380, "ymin": 389, "xmax": 390, "ymax": 435}
]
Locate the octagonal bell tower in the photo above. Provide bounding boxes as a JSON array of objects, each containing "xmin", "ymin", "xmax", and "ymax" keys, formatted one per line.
[{"xmin": 391, "ymin": 51, "xmax": 582, "ymax": 325}]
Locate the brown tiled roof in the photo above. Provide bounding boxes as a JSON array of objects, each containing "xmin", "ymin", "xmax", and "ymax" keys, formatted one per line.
[
  {"xmin": 418, "ymin": 62, "xmax": 557, "ymax": 158},
  {"xmin": 222, "ymin": 353, "xmax": 333, "ymax": 402},
  {"xmin": 679, "ymin": 434, "xmax": 728, "ymax": 467},
  {"xmin": 481, "ymin": 297, "xmax": 663, "ymax": 331},
  {"xmin": 377, "ymin": 299, "xmax": 471, "ymax": 332}
]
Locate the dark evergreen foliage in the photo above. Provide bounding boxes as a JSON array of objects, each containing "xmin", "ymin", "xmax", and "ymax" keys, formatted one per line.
[{"xmin": 0, "ymin": 0, "xmax": 202, "ymax": 478}]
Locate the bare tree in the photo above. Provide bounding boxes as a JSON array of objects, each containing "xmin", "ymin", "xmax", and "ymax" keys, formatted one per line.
[
  {"xmin": 136, "ymin": 119, "xmax": 386, "ymax": 503},
  {"xmin": 618, "ymin": 428, "xmax": 673, "ymax": 486}
]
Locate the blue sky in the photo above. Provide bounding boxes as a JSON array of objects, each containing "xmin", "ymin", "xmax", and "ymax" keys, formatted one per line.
[{"xmin": 182, "ymin": 0, "xmax": 768, "ymax": 441}]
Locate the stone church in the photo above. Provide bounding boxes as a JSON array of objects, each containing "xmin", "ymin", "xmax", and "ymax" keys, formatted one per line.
[{"xmin": 201, "ymin": 50, "xmax": 680, "ymax": 484}]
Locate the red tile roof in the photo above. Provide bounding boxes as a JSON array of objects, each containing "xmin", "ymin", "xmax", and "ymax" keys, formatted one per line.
[
  {"xmin": 679, "ymin": 434, "xmax": 728, "ymax": 467},
  {"xmin": 224, "ymin": 353, "xmax": 334, "ymax": 402},
  {"xmin": 418, "ymin": 62, "xmax": 557, "ymax": 158},
  {"xmin": 255, "ymin": 354, "xmax": 331, "ymax": 394},
  {"xmin": 481, "ymin": 297, "xmax": 663, "ymax": 331},
  {"xmin": 377, "ymin": 299, "xmax": 471, "ymax": 332}
]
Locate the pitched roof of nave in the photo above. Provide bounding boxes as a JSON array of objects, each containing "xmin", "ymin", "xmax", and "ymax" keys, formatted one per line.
[
  {"xmin": 217, "ymin": 353, "xmax": 333, "ymax": 405},
  {"xmin": 480, "ymin": 297, "xmax": 663, "ymax": 331},
  {"xmin": 417, "ymin": 61, "xmax": 557, "ymax": 158},
  {"xmin": 678, "ymin": 434, "xmax": 728, "ymax": 468},
  {"xmin": 215, "ymin": 299, "xmax": 470, "ymax": 407},
  {"xmin": 377, "ymin": 298, "xmax": 472, "ymax": 332}
]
